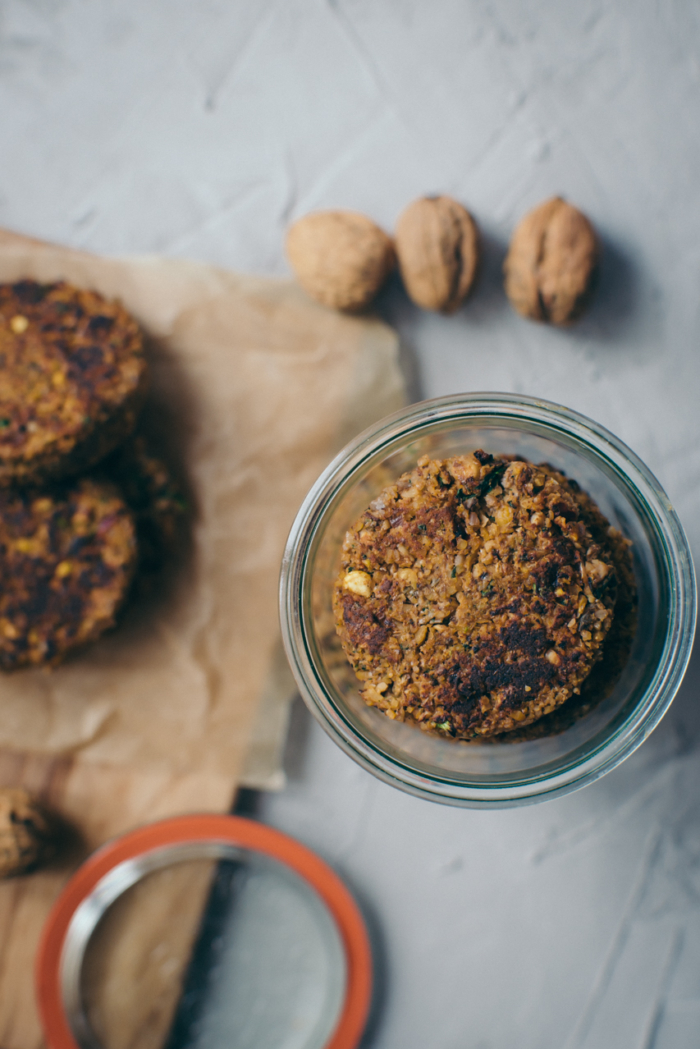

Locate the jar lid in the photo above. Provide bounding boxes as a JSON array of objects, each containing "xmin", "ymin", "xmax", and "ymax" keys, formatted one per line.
[{"xmin": 37, "ymin": 814, "xmax": 372, "ymax": 1049}]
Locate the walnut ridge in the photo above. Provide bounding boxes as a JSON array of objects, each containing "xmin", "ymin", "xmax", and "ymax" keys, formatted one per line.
[
  {"xmin": 504, "ymin": 197, "xmax": 598, "ymax": 324},
  {"xmin": 286, "ymin": 210, "xmax": 395, "ymax": 312},
  {"xmin": 395, "ymin": 195, "xmax": 479, "ymax": 313},
  {"xmin": 0, "ymin": 788, "xmax": 57, "ymax": 877}
]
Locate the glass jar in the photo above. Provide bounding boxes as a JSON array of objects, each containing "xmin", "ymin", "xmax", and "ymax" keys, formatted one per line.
[{"xmin": 280, "ymin": 394, "xmax": 696, "ymax": 807}]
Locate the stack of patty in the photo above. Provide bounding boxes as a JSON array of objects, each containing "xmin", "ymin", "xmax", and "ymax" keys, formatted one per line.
[
  {"xmin": 334, "ymin": 451, "xmax": 635, "ymax": 741},
  {"xmin": 0, "ymin": 280, "xmax": 182, "ymax": 670}
]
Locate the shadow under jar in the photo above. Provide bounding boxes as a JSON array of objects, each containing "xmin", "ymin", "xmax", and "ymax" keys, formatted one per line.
[{"xmin": 280, "ymin": 394, "xmax": 696, "ymax": 807}]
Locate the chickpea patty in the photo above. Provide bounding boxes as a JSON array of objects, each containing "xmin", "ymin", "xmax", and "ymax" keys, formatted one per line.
[
  {"xmin": 0, "ymin": 280, "xmax": 146, "ymax": 486},
  {"xmin": 0, "ymin": 479, "xmax": 137, "ymax": 669},
  {"xmin": 333, "ymin": 452, "xmax": 631, "ymax": 740},
  {"xmin": 102, "ymin": 435, "xmax": 187, "ymax": 578}
]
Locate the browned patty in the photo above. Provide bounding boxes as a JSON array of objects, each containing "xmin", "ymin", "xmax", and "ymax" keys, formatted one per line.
[
  {"xmin": 102, "ymin": 435, "xmax": 187, "ymax": 578},
  {"xmin": 0, "ymin": 478, "xmax": 137, "ymax": 669},
  {"xmin": 333, "ymin": 452, "xmax": 629, "ymax": 741},
  {"xmin": 0, "ymin": 280, "xmax": 147, "ymax": 486}
]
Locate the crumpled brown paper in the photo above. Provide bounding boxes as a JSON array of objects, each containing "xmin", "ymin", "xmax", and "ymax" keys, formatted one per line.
[{"xmin": 0, "ymin": 229, "xmax": 406, "ymax": 787}]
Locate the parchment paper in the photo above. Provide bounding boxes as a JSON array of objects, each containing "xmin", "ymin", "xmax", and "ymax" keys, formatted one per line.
[{"xmin": 0, "ymin": 229, "xmax": 406, "ymax": 787}]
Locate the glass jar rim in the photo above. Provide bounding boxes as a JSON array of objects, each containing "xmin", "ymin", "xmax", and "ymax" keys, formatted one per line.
[{"xmin": 280, "ymin": 393, "xmax": 697, "ymax": 807}]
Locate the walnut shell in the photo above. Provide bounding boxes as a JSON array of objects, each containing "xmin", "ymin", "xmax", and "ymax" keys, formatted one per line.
[
  {"xmin": 504, "ymin": 197, "xmax": 598, "ymax": 325},
  {"xmin": 286, "ymin": 210, "xmax": 395, "ymax": 312},
  {"xmin": 395, "ymin": 196, "xmax": 479, "ymax": 313},
  {"xmin": 0, "ymin": 787, "xmax": 56, "ymax": 877}
]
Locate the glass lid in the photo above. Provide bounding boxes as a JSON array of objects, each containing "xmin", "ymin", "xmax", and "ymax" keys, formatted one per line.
[{"xmin": 37, "ymin": 816, "xmax": 372, "ymax": 1049}]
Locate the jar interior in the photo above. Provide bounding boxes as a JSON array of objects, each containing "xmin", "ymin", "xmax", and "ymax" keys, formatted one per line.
[{"xmin": 304, "ymin": 415, "xmax": 669, "ymax": 790}]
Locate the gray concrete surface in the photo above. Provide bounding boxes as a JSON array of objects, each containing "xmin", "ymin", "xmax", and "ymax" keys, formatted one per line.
[{"xmin": 2, "ymin": 2, "xmax": 700, "ymax": 1047}]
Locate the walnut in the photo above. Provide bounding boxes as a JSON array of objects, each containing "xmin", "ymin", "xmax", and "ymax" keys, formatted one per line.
[
  {"xmin": 504, "ymin": 197, "xmax": 598, "ymax": 324},
  {"xmin": 0, "ymin": 788, "xmax": 57, "ymax": 877},
  {"xmin": 286, "ymin": 210, "xmax": 395, "ymax": 312},
  {"xmin": 394, "ymin": 196, "xmax": 479, "ymax": 313}
]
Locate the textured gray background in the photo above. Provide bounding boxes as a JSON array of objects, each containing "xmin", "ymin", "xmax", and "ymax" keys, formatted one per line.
[{"xmin": 2, "ymin": 2, "xmax": 700, "ymax": 1047}]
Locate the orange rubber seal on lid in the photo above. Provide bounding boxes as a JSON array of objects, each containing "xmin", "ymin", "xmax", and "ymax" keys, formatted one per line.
[{"xmin": 36, "ymin": 814, "xmax": 372, "ymax": 1049}]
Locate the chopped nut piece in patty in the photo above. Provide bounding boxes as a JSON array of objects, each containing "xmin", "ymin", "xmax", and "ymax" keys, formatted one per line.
[
  {"xmin": 0, "ymin": 280, "xmax": 147, "ymax": 486},
  {"xmin": 0, "ymin": 478, "xmax": 137, "ymax": 669},
  {"xmin": 333, "ymin": 452, "xmax": 633, "ymax": 740}
]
